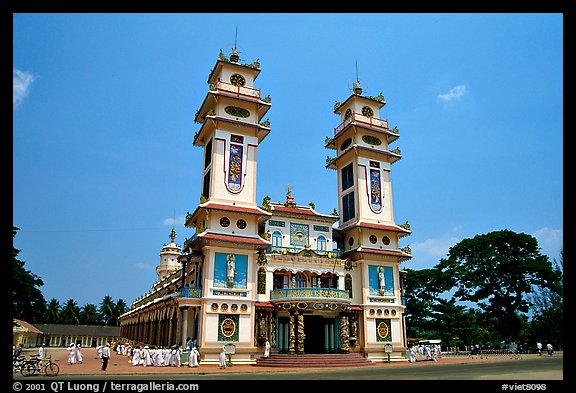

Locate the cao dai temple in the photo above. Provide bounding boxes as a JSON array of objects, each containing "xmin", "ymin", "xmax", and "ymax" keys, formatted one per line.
[{"xmin": 119, "ymin": 48, "xmax": 412, "ymax": 365}]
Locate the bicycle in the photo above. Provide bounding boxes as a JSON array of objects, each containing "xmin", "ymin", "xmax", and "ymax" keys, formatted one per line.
[
  {"xmin": 13, "ymin": 355, "xmax": 26, "ymax": 373},
  {"xmin": 20, "ymin": 355, "xmax": 59, "ymax": 377}
]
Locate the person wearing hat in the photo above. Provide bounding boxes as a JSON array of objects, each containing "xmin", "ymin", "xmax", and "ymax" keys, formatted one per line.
[{"xmin": 101, "ymin": 342, "xmax": 110, "ymax": 371}]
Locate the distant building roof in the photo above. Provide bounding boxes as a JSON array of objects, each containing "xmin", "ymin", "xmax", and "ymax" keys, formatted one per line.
[
  {"xmin": 13, "ymin": 319, "xmax": 43, "ymax": 334},
  {"xmin": 32, "ymin": 324, "xmax": 120, "ymax": 337}
]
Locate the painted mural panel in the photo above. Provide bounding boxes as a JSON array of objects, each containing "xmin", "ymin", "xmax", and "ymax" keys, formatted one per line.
[
  {"xmin": 214, "ymin": 253, "xmax": 247, "ymax": 288},
  {"xmin": 227, "ymin": 144, "xmax": 243, "ymax": 192},
  {"xmin": 368, "ymin": 265, "xmax": 394, "ymax": 296},
  {"xmin": 290, "ymin": 223, "xmax": 309, "ymax": 247},
  {"xmin": 369, "ymin": 169, "xmax": 382, "ymax": 212}
]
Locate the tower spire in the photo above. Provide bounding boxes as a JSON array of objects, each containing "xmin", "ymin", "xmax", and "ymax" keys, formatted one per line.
[
  {"xmin": 353, "ymin": 60, "xmax": 363, "ymax": 95},
  {"xmin": 230, "ymin": 25, "xmax": 240, "ymax": 63}
]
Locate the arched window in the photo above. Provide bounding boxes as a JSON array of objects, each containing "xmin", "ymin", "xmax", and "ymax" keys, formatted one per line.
[
  {"xmin": 272, "ymin": 231, "xmax": 282, "ymax": 248},
  {"xmin": 317, "ymin": 236, "xmax": 327, "ymax": 251},
  {"xmin": 294, "ymin": 273, "xmax": 307, "ymax": 288}
]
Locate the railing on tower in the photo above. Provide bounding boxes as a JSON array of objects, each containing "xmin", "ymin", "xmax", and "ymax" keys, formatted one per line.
[
  {"xmin": 214, "ymin": 80, "xmax": 261, "ymax": 99},
  {"xmin": 334, "ymin": 112, "xmax": 390, "ymax": 135},
  {"xmin": 269, "ymin": 245, "xmax": 341, "ymax": 259}
]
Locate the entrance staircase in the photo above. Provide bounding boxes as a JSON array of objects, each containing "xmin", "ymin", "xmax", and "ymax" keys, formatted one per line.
[{"xmin": 254, "ymin": 353, "xmax": 374, "ymax": 368}]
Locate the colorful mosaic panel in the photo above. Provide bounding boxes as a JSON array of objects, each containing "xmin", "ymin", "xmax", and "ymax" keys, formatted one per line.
[
  {"xmin": 257, "ymin": 267, "xmax": 267, "ymax": 294},
  {"xmin": 290, "ymin": 223, "xmax": 309, "ymax": 246},
  {"xmin": 369, "ymin": 169, "xmax": 382, "ymax": 212},
  {"xmin": 375, "ymin": 319, "xmax": 391, "ymax": 342},
  {"xmin": 227, "ymin": 144, "xmax": 243, "ymax": 192},
  {"xmin": 218, "ymin": 314, "xmax": 239, "ymax": 342}
]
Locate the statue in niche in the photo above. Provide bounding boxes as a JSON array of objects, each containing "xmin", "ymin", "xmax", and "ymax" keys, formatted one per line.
[
  {"xmin": 378, "ymin": 266, "xmax": 386, "ymax": 295},
  {"xmin": 226, "ymin": 255, "xmax": 236, "ymax": 288},
  {"xmin": 288, "ymin": 314, "xmax": 296, "ymax": 353}
]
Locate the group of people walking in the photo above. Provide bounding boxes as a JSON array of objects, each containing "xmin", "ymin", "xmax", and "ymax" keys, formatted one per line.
[
  {"xmin": 408, "ymin": 344, "xmax": 441, "ymax": 363},
  {"xmin": 98, "ymin": 339, "xmax": 201, "ymax": 368},
  {"xmin": 67, "ymin": 343, "xmax": 83, "ymax": 365}
]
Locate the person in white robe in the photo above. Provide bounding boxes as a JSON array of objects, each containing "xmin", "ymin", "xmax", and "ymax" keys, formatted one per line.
[
  {"xmin": 142, "ymin": 346, "xmax": 152, "ymax": 367},
  {"xmin": 96, "ymin": 345, "xmax": 102, "ymax": 359},
  {"xmin": 75, "ymin": 344, "xmax": 83, "ymax": 364},
  {"xmin": 219, "ymin": 345, "xmax": 227, "ymax": 369},
  {"xmin": 131, "ymin": 346, "xmax": 141, "ymax": 366},
  {"xmin": 263, "ymin": 340, "xmax": 271, "ymax": 358},
  {"xmin": 163, "ymin": 347, "xmax": 171, "ymax": 366},
  {"xmin": 188, "ymin": 347, "xmax": 200, "ymax": 367},
  {"xmin": 175, "ymin": 347, "xmax": 182, "ymax": 367},
  {"xmin": 68, "ymin": 344, "xmax": 76, "ymax": 365},
  {"xmin": 409, "ymin": 346, "xmax": 417, "ymax": 363}
]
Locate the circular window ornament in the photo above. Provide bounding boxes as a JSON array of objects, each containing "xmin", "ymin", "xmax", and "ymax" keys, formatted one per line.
[
  {"xmin": 236, "ymin": 219, "xmax": 247, "ymax": 229},
  {"xmin": 382, "ymin": 236, "xmax": 390, "ymax": 245},
  {"xmin": 231, "ymin": 304, "xmax": 238, "ymax": 312},
  {"xmin": 211, "ymin": 303, "xmax": 219, "ymax": 312},
  {"xmin": 340, "ymin": 138, "xmax": 352, "ymax": 151},
  {"xmin": 361, "ymin": 106, "xmax": 374, "ymax": 117},
  {"xmin": 344, "ymin": 108, "xmax": 352, "ymax": 119},
  {"xmin": 220, "ymin": 303, "xmax": 228, "ymax": 312},
  {"xmin": 220, "ymin": 217, "xmax": 230, "ymax": 227},
  {"xmin": 369, "ymin": 235, "xmax": 378, "ymax": 244},
  {"xmin": 348, "ymin": 237, "xmax": 354, "ymax": 247},
  {"xmin": 240, "ymin": 304, "xmax": 248, "ymax": 312},
  {"xmin": 230, "ymin": 73, "xmax": 246, "ymax": 86}
]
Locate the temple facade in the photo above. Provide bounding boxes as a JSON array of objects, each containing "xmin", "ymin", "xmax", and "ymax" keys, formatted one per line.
[{"xmin": 119, "ymin": 48, "xmax": 412, "ymax": 364}]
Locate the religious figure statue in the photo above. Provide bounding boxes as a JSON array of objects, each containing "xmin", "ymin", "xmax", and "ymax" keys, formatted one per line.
[
  {"xmin": 227, "ymin": 254, "xmax": 236, "ymax": 287},
  {"xmin": 350, "ymin": 317, "xmax": 358, "ymax": 338},
  {"xmin": 378, "ymin": 266, "xmax": 386, "ymax": 295},
  {"xmin": 259, "ymin": 313, "xmax": 267, "ymax": 338}
]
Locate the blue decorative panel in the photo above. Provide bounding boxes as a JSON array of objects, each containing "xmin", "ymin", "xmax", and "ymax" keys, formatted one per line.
[
  {"xmin": 214, "ymin": 253, "xmax": 247, "ymax": 289},
  {"xmin": 290, "ymin": 223, "xmax": 309, "ymax": 246},
  {"xmin": 269, "ymin": 220, "xmax": 285, "ymax": 227},
  {"xmin": 368, "ymin": 265, "xmax": 394, "ymax": 296},
  {"xmin": 313, "ymin": 225, "xmax": 330, "ymax": 232},
  {"xmin": 227, "ymin": 144, "xmax": 243, "ymax": 192},
  {"xmin": 370, "ymin": 169, "xmax": 382, "ymax": 212}
]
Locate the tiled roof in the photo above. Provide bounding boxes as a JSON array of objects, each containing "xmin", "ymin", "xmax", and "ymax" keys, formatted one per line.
[
  {"xmin": 32, "ymin": 324, "xmax": 121, "ymax": 337},
  {"xmin": 195, "ymin": 232, "xmax": 270, "ymax": 247}
]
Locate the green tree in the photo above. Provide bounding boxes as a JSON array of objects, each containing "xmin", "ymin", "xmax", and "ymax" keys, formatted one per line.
[
  {"xmin": 99, "ymin": 296, "xmax": 116, "ymax": 326},
  {"xmin": 115, "ymin": 299, "xmax": 128, "ymax": 320},
  {"xmin": 436, "ymin": 229, "xmax": 561, "ymax": 342},
  {"xmin": 44, "ymin": 298, "xmax": 61, "ymax": 324},
  {"xmin": 528, "ymin": 248, "xmax": 563, "ymax": 349},
  {"xmin": 80, "ymin": 304, "xmax": 101, "ymax": 325},
  {"xmin": 12, "ymin": 226, "xmax": 45, "ymax": 322},
  {"xmin": 60, "ymin": 299, "xmax": 81, "ymax": 324}
]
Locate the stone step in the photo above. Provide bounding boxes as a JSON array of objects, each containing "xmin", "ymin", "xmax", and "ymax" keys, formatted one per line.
[{"xmin": 254, "ymin": 353, "xmax": 374, "ymax": 368}]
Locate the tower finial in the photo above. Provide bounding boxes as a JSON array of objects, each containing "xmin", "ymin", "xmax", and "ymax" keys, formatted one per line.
[
  {"xmin": 169, "ymin": 226, "xmax": 176, "ymax": 244},
  {"xmin": 230, "ymin": 25, "xmax": 240, "ymax": 63},
  {"xmin": 354, "ymin": 60, "xmax": 363, "ymax": 95}
]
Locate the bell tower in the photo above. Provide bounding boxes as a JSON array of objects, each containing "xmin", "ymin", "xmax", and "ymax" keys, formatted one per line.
[
  {"xmin": 184, "ymin": 48, "xmax": 272, "ymax": 361},
  {"xmin": 326, "ymin": 80, "xmax": 412, "ymax": 361}
]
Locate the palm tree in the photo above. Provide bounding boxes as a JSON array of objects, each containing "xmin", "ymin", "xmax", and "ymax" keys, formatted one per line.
[
  {"xmin": 60, "ymin": 299, "xmax": 80, "ymax": 324},
  {"xmin": 13, "ymin": 227, "xmax": 45, "ymax": 322},
  {"xmin": 115, "ymin": 299, "xmax": 128, "ymax": 322},
  {"xmin": 99, "ymin": 296, "xmax": 116, "ymax": 326},
  {"xmin": 44, "ymin": 298, "xmax": 61, "ymax": 324},
  {"xmin": 80, "ymin": 304, "xmax": 101, "ymax": 325}
]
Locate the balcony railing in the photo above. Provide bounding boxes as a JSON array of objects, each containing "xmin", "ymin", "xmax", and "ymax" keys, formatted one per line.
[
  {"xmin": 269, "ymin": 245, "xmax": 341, "ymax": 259},
  {"xmin": 270, "ymin": 287, "xmax": 350, "ymax": 301},
  {"xmin": 334, "ymin": 112, "xmax": 389, "ymax": 135},
  {"xmin": 214, "ymin": 80, "xmax": 261, "ymax": 99},
  {"xmin": 180, "ymin": 285, "xmax": 202, "ymax": 298}
]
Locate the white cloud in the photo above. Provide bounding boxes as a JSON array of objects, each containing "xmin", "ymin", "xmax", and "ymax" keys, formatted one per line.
[
  {"xmin": 13, "ymin": 68, "xmax": 35, "ymax": 109},
  {"xmin": 532, "ymin": 227, "xmax": 563, "ymax": 260},
  {"xmin": 437, "ymin": 85, "xmax": 466, "ymax": 102},
  {"xmin": 411, "ymin": 236, "xmax": 461, "ymax": 262},
  {"xmin": 133, "ymin": 263, "xmax": 153, "ymax": 271},
  {"xmin": 162, "ymin": 215, "xmax": 188, "ymax": 227}
]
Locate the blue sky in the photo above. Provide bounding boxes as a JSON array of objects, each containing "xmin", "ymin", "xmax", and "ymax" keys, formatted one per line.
[{"xmin": 12, "ymin": 13, "xmax": 563, "ymax": 308}]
